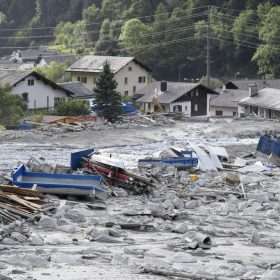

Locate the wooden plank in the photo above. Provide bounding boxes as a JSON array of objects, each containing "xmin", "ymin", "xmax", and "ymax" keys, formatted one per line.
[{"xmin": 0, "ymin": 185, "xmax": 44, "ymax": 197}]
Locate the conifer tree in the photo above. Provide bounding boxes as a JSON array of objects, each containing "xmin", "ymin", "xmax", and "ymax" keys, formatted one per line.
[{"xmin": 94, "ymin": 62, "xmax": 122, "ymax": 122}]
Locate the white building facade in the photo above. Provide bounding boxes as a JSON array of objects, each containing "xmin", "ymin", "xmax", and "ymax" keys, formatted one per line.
[{"xmin": 67, "ymin": 56, "xmax": 153, "ymax": 98}]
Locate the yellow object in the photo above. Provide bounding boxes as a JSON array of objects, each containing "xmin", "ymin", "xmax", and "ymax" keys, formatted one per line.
[{"xmin": 190, "ymin": 174, "xmax": 199, "ymax": 182}]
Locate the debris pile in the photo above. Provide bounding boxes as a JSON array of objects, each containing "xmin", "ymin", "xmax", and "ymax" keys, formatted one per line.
[{"xmin": 0, "ymin": 185, "xmax": 50, "ymax": 225}]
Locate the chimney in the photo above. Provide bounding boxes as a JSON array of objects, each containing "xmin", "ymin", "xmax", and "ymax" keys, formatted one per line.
[
  {"xmin": 160, "ymin": 81, "xmax": 167, "ymax": 92},
  {"xmin": 249, "ymin": 83, "xmax": 258, "ymax": 97}
]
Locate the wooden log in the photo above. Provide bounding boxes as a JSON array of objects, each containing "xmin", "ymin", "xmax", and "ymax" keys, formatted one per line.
[
  {"xmin": 0, "ymin": 185, "xmax": 44, "ymax": 197},
  {"xmin": 141, "ymin": 267, "xmax": 218, "ymax": 280}
]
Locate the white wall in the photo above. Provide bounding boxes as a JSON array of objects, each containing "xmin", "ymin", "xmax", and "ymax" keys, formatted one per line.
[
  {"xmin": 114, "ymin": 61, "xmax": 152, "ymax": 97},
  {"xmin": 70, "ymin": 60, "xmax": 152, "ymax": 97},
  {"xmin": 210, "ymin": 106, "xmax": 238, "ymax": 117},
  {"xmin": 11, "ymin": 74, "xmax": 69, "ymax": 110}
]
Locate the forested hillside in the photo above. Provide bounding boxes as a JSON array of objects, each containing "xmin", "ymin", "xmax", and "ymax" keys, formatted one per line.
[{"xmin": 1, "ymin": 0, "xmax": 280, "ymax": 80}]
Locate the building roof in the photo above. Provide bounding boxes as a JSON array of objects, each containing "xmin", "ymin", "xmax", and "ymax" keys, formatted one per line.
[
  {"xmin": 58, "ymin": 82, "xmax": 95, "ymax": 98},
  {"xmin": 67, "ymin": 55, "xmax": 151, "ymax": 74},
  {"xmin": 227, "ymin": 79, "xmax": 280, "ymax": 90},
  {"xmin": 210, "ymin": 89, "xmax": 248, "ymax": 108},
  {"xmin": 0, "ymin": 70, "xmax": 32, "ymax": 86},
  {"xmin": 137, "ymin": 81, "xmax": 217, "ymax": 104},
  {"xmin": 239, "ymin": 88, "xmax": 280, "ymax": 111},
  {"xmin": 0, "ymin": 70, "xmax": 73, "ymax": 96}
]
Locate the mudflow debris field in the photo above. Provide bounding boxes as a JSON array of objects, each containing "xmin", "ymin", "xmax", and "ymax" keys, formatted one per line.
[{"xmin": 0, "ymin": 119, "xmax": 280, "ymax": 280}]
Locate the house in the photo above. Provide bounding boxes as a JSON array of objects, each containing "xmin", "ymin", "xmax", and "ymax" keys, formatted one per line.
[
  {"xmin": 66, "ymin": 55, "xmax": 153, "ymax": 97},
  {"xmin": 238, "ymin": 84, "xmax": 280, "ymax": 119},
  {"xmin": 210, "ymin": 89, "xmax": 248, "ymax": 117},
  {"xmin": 0, "ymin": 48, "xmax": 76, "ymax": 71},
  {"xmin": 0, "ymin": 70, "xmax": 72, "ymax": 110},
  {"xmin": 224, "ymin": 79, "xmax": 280, "ymax": 90},
  {"xmin": 136, "ymin": 81, "xmax": 218, "ymax": 116}
]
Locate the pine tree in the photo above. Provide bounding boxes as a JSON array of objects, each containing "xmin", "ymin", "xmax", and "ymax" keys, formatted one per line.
[{"xmin": 94, "ymin": 62, "xmax": 122, "ymax": 123}]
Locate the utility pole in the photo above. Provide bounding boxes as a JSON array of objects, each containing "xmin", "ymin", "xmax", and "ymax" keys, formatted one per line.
[{"xmin": 206, "ymin": 6, "xmax": 210, "ymax": 87}]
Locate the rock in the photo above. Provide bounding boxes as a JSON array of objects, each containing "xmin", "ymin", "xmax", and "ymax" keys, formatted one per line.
[
  {"xmin": 38, "ymin": 215, "xmax": 57, "ymax": 230},
  {"xmin": 11, "ymin": 269, "xmax": 26, "ymax": 275},
  {"xmin": 57, "ymin": 224, "xmax": 79, "ymax": 234},
  {"xmin": 172, "ymin": 197, "xmax": 184, "ymax": 209},
  {"xmin": 10, "ymin": 232, "xmax": 28, "ymax": 243},
  {"xmin": 113, "ymin": 187, "xmax": 129, "ymax": 197},
  {"xmin": 173, "ymin": 223, "xmax": 189, "ymax": 234},
  {"xmin": 29, "ymin": 233, "xmax": 44, "ymax": 246},
  {"xmin": 185, "ymin": 200, "xmax": 200, "ymax": 209},
  {"xmin": 64, "ymin": 209, "xmax": 87, "ymax": 223},
  {"xmin": 261, "ymin": 270, "xmax": 280, "ymax": 280},
  {"xmin": 172, "ymin": 252, "xmax": 197, "ymax": 263},
  {"xmin": 225, "ymin": 173, "xmax": 240, "ymax": 185},
  {"xmin": 1, "ymin": 238, "xmax": 19, "ymax": 245},
  {"xmin": 87, "ymin": 228, "xmax": 120, "ymax": 243},
  {"xmin": 111, "ymin": 253, "xmax": 129, "ymax": 265},
  {"xmin": 0, "ymin": 274, "xmax": 12, "ymax": 280}
]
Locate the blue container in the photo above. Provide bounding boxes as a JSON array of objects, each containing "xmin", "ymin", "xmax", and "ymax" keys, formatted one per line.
[
  {"xmin": 71, "ymin": 148, "xmax": 95, "ymax": 170},
  {"xmin": 12, "ymin": 164, "xmax": 104, "ymax": 196}
]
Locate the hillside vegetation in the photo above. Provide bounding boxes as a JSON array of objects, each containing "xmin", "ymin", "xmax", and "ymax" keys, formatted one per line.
[{"xmin": 1, "ymin": 0, "xmax": 280, "ymax": 80}]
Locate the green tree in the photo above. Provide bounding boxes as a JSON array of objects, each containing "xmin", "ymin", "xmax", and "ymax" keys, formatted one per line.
[
  {"xmin": 35, "ymin": 61, "xmax": 68, "ymax": 82},
  {"xmin": 0, "ymin": 86, "xmax": 26, "ymax": 128},
  {"xmin": 120, "ymin": 18, "xmax": 151, "ymax": 52},
  {"xmin": 94, "ymin": 62, "xmax": 122, "ymax": 123},
  {"xmin": 95, "ymin": 19, "xmax": 119, "ymax": 55},
  {"xmin": 253, "ymin": 6, "xmax": 280, "ymax": 77},
  {"xmin": 53, "ymin": 20, "xmax": 87, "ymax": 54},
  {"xmin": 55, "ymin": 99, "xmax": 90, "ymax": 116}
]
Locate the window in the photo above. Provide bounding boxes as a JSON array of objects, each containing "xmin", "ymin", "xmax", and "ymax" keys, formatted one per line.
[
  {"xmin": 54, "ymin": 97, "xmax": 65, "ymax": 107},
  {"xmin": 93, "ymin": 76, "xmax": 97, "ymax": 84},
  {"xmin": 28, "ymin": 79, "xmax": 34, "ymax": 86},
  {"xmin": 133, "ymin": 86, "xmax": 136, "ymax": 94},
  {"xmin": 47, "ymin": 96, "xmax": 49, "ymax": 108},
  {"xmin": 195, "ymin": 90, "xmax": 199, "ymax": 97},
  {"xmin": 81, "ymin": 76, "xmax": 87, "ymax": 84},
  {"xmin": 77, "ymin": 76, "xmax": 81, "ymax": 82},
  {"xmin": 194, "ymin": 104, "xmax": 198, "ymax": 112},
  {"xmin": 124, "ymin": 91, "xmax": 129, "ymax": 97},
  {"xmin": 128, "ymin": 66, "xmax": 132, "ymax": 71},
  {"xmin": 124, "ymin": 77, "xmax": 128, "ymax": 85},
  {"xmin": 216, "ymin": 110, "xmax": 223, "ymax": 116},
  {"xmin": 22, "ymin": 93, "xmax": 29, "ymax": 102},
  {"xmin": 138, "ymin": 76, "xmax": 146, "ymax": 83},
  {"xmin": 233, "ymin": 111, "xmax": 237, "ymax": 117}
]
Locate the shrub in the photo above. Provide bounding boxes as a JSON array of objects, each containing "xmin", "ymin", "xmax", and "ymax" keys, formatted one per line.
[{"xmin": 55, "ymin": 99, "xmax": 90, "ymax": 116}]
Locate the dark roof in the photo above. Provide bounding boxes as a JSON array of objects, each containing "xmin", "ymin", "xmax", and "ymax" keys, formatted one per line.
[
  {"xmin": 58, "ymin": 82, "xmax": 95, "ymax": 98},
  {"xmin": 210, "ymin": 89, "xmax": 248, "ymax": 108},
  {"xmin": 67, "ymin": 55, "xmax": 151, "ymax": 74},
  {"xmin": 226, "ymin": 79, "xmax": 280, "ymax": 90},
  {"xmin": 137, "ymin": 81, "xmax": 218, "ymax": 104},
  {"xmin": 239, "ymin": 88, "xmax": 280, "ymax": 111},
  {"xmin": 0, "ymin": 70, "xmax": 73, "ymax": 96}
]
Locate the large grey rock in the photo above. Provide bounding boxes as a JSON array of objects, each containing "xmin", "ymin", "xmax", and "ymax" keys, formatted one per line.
[
  {"xmin": 38, "ymin": 215, "xmax": 57, "ymax": 230},
  {"xmin": 64, "ymin": 209, "xmax": 87, "ymax": 223},
  {"xmin": 10, "ymin": 232, "xmax": 28, "ymax": 243},
  {"xmin": 29, "ymin": 233, "xmax": 44, "ymax": 246},
  {"xmin": 173, "ymin": 223, "xmax": 189, "ymax": 234}
]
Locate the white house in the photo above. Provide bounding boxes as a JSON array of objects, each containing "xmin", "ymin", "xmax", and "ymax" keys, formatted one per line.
[
  {"xmin": 238, "ymin": 84, "xmax": 280, "ymax": 119},
  {"xmin": 66, "ymin": 55, "xmax": 153, "ymax": 97},
  {"xmin": 0, "ymin": 70, "xmax": 72, "ymax": 110},
  {"xmin": 209, "ymin": 88, "xmax": 248, "ymax": 117}
]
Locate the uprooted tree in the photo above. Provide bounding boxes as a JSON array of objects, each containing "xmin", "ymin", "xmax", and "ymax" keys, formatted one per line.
[
  {"xmin": 94, "ymin": 62, "xmax": 122, "ymax": 123},
  {"xmin": 0, "ymin": 86, "xmax": 26, "ymax": 128}
]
